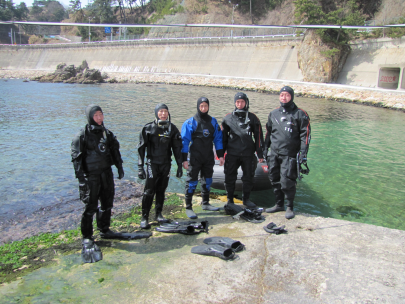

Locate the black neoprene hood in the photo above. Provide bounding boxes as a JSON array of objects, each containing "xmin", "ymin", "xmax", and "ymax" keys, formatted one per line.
[
  {"xmin": 234, "ymin": 92, "xmax": 249, "ymax": 111},
  {"xmin": 197, "ymin": 97, "xmax": 210, "ymax": 116},
  {"xmin": 279, "ymin": 86, "xmax": 294, "ymax": 107},
  {"xmin": 85, "ymin": 104, "xmax": 103, "ymax": 126},
  {"xmin": 154, "ymin": 103, "xmax": 169, "ymax": 120}
]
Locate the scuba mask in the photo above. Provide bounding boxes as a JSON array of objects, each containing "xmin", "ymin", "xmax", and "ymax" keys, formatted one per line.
[{"xmin": 156, "ymin": 118, "xmax": 171, "ymax": 144}]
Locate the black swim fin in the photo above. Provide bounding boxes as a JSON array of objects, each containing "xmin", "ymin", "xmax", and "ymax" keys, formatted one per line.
[
  {"xmin": 225, "ymin": 203, "xmax": 266, "ymax": 223},
  {"xmin": 263, "ymin": 222, "xmax": 287, "ymax": 234},
  {"xmin": 100, "ymin": 230, "xmax": 152, "ymax": 240},
  {"xmin": 81, "ymin": 238, "xmax": 103, "ymax": 263},
  {"xmin": 171, "ymin": 220, "xmax": 209, "ymax": 233},
  {"xmin": 203, "ymin": 237, "xmax": 245, "ymax": 252},
  {"xmin": 156, "ymin": 223, "xmax": 199, "ymax": 235},
  {"xmin": 191, "ymin": 245, "xmax": 236, "ymax": 260}
]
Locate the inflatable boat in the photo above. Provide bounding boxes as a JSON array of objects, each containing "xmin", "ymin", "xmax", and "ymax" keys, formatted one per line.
[{"xmin": 211, "ymin": 157, "xmax": 272, "ymax": 191}]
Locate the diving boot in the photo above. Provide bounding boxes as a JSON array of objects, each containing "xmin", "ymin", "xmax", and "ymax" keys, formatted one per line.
[
  {"xmin": 284, "ymin": 195, "xmax": 295, "ymax": 219},
  {"xmin": 243, "ymin": 199, "xmax": 257, "ymax": 209},
  {"xmin": 186, "ymin": 209, "xmax": 197, "ymax": 219},
  {"xmin": 265, "ymin": 204, "xmax": 285, "ymax": 213},
  {"xmin": 285, "ymin": 207, "xmax": 295, "ymax": 219},
  {"xmin": 155, "ymin": 212, "xmax": 170, "ymax": 224},
  {"xmin": 201, "ymin": 193, "xmax": 219, "ymax": 211},
  {"xmin": 185, "ymin": 195, "xmax": 198, "ymax": 219},
  {"xmin": 140, "ymin": 216, "xmax": 151, "ymax": 229}
]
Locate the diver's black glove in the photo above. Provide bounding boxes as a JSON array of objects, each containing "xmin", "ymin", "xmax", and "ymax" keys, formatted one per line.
[
  {"xmin": 138, "ymin": 165, "xmax": 146, "ymax": 180},
  {"xmin": 299, "ymin": 152, "xmax": 307, "ymax": 164},
  {"xmin": 176, "ymin": 165, "xmax": 183, "ymax": 178},
  {"xmin": 78, "ymin": 178, "xmax": 90, "ymax": 204},
  {"xmin": 118, "ymin": 167, "xmax": 124, "ymax": 179}
]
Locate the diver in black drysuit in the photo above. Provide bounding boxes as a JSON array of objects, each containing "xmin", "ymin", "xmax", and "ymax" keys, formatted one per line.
[
  {"xmin": 222, "ymin": 92, "xmax": 264, "ymax": 209},
  {"xmin": 72, "ymin": 105, "xmax": 129, "ymax": 263},
  {"xmin": 137, "ymin": 104, "xmax": 183, "ymax": 229},
  {"xmin": 264, "ymin": 86, "xmax": 311, "ymax": 219}
]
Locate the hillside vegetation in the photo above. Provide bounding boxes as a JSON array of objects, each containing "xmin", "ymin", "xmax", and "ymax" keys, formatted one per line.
[{"xmin": 0, "ymin": 0, "xmax": 404, "ymax": 44}]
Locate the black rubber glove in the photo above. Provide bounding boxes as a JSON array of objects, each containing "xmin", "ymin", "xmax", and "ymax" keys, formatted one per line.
[
  {"xmin": 118, "ymin": 167, "xmax": 124, "ymax": 179},
  {"xmin": 78, "ymin": 178, "xmax": 90, "ymax": 204},
  {"xmin": 176, "ymin": 166, "xmax": 183, "ymax": 178},
  {"xmin": 138, "ymin": 165, "xmax": 146, "ymax": 180}
]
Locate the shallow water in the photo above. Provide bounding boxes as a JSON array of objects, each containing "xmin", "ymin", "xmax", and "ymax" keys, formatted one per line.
[{"xmin": 1, "ymin": 79, "xmax": 404, "ymax": 230}]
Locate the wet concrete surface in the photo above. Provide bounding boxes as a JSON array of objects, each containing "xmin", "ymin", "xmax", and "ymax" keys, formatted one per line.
[
  {"xmin": 0, "ymin": 180, "xmax": 143, "ymax": 245},
  {"xmin": 1, "ymin": 199, "xmax": 404, "ymax": 303}
]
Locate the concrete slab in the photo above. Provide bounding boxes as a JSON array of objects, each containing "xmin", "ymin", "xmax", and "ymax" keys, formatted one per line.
[{"xmin": 1, "ymin": 202, "xmax": 404, "ymax": 303}]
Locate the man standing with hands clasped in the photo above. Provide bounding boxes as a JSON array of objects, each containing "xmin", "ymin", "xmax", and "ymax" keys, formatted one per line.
[
  {"xmin": 264, "ymin": 86, "xmax": 311, "ymax": 219},
  {"xmin": 221, "ymin": 92, "xmax": 264, "ymax": 211},
  {"xmin": 137, "ymin": 104, "xmax": 183, "ymax": 229},
  {"xmin": 181, "ymin": 97, "xmax": 225, "ymax": 219}
]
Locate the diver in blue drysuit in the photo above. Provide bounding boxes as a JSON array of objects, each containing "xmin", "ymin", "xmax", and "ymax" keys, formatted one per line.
[{"xmin": 181, "ymin": 97, "xmax": 225, "ymax": 219}]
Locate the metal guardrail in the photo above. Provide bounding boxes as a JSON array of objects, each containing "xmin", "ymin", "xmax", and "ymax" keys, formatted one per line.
[{"xmin": 0, "ymin": 33, "xmax": 303, "ymax": 49}]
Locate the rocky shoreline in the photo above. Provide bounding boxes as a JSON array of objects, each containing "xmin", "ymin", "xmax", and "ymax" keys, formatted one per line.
[
  {"xmin": 0, "ymin": 180, "xmax": 144, "ymax": 245},
  {"xmin": 1, "ymin": 69, "xmax": 405, "ymax": 111}
]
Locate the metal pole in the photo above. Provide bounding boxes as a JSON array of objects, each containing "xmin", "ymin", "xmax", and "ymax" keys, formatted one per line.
[
  {"xmin": 89, "ymin": 17, "xmax": 91, "ymax": 42},
  {"xmin": 229, "ymin": 2, "xmax": 238, "ymax": 39},
  {"xmin": 10, "ymin": 27, "xmax": 13, "ymax": 44}
]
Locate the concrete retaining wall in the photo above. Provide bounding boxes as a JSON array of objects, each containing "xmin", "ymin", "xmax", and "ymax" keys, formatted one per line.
[
  {"xmin": 0, "ymin": 38, "xmax": 303, "ymax": 81},
  {"xmin": 2, "ymin": 36, "xmax": 405, "ymax": 89},
  {"xmin": 337, "ymin": 37, "xmax": 405, "ymax": 89}
]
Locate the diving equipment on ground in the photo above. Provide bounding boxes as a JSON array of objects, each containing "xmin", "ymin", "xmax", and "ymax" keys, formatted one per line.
[
  {"xmin": 263, "ymin": 222, "xmax": 287, "ymax": 234},
  {"xmin": 224, "ymin": 203, "xmax": 265, "ymax": 223},
  {"xmin": 99, "ymin": 229, "xmax": 152, "ymax": 240},
  {"xmin": 81, "ymin": 238, "xmax": 103, "ymax": 263},
  {"xmin": 203, "ymin": 237, "xmax": 245, "ymax": 252},
  {"xmin": 191, "ymin": 245, "xmax": 236, "ymax": 260},
  {"xmin": 156, "ymin": 220, "xmax": 209, "ymax": 234}
]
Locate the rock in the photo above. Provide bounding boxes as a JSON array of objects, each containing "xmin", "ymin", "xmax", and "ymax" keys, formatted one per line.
[
  {"xmin": 33, "ymin": 61, "xmax": 105, "ymax": 84},
  {"xmin": 297, "ymin": 30, "xmax": 350, "ymax": 83}
]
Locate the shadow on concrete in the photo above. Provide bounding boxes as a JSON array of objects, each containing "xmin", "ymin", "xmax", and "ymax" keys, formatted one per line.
[{"xmin": 232, "ymin": 180, "xmax": 336, "ymax": 219}]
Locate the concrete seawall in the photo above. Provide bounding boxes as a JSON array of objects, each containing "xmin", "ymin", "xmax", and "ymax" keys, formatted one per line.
[
  {"xmin": 0, "ymin": 37, "xmax": 305, "ymax": 81},
  {"xmin": 338, "ymin": 37, "xmax": 405, "ymax": 89},
  {"xmin": 2, "ymin": 36, "xmax": 405, "ymax": 89}
]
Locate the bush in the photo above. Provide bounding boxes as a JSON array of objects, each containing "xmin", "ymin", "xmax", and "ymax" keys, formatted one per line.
[{"xmin": 28, "ymin": 35, "xmax": 44, "ymax": 44}]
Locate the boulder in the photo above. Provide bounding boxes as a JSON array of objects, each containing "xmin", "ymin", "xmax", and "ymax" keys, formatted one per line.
[
  {"xmin": 33, "ymin": 61, "xmax": 106, "ymax": 84},
  {"xmin": 297, "ymin": 30, "xmax": 350, "ymax": 83}
]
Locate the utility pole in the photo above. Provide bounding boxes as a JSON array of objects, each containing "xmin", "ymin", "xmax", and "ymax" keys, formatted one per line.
[
  {"xmin": 250, "ymin": 0, "xmax": 252, "ymax": 24},
  {"xmin": 88, "ymin": 17, "xmax": 91, "ymax": 42},
  {"xmin": 229, "ymin": 1, "xmax": 238, "ymax": 39}
]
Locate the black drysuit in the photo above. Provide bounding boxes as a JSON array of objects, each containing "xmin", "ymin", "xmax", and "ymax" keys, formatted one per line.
[
  {"xmin": 71, "ymin": 106, "xmax": 124, "ymax": 239},
  {"xmin": 222, "ymin": 111, "xmax": 264, "ymax": 201},
  {"xmin": 264, "ymin": 101, "xmax": 310, "ymax": 208},
  {"xmin": 137, "ymin": 121, "xmax": 183, "ymax": 220}
]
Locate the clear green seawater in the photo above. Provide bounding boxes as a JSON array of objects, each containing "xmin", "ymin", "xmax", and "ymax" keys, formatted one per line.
[{"xmin": 0, "ymin": 79, "xmax": 404, "ymax": 230}]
